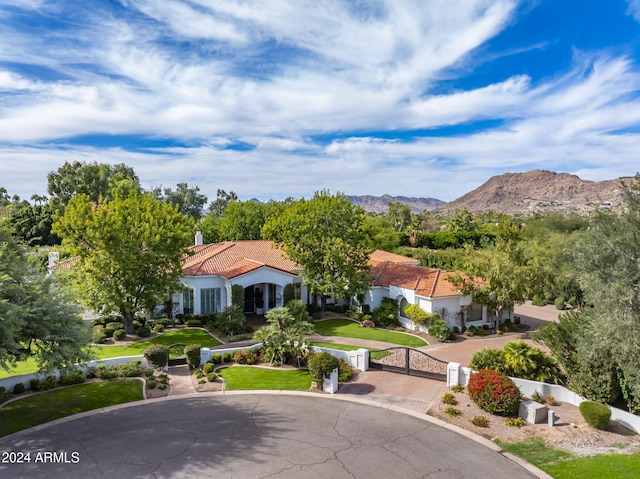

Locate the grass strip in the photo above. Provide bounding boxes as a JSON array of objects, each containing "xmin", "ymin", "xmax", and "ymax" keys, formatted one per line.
[
  {"xmin": 498, "ymin": 437, "xmax": 640, "ymax": 479},
  {"xmin": 0, "ymin": 329, "xmax": 222, "ymax": 378},
  {"xmin": 217, "ymin": 366, "xmax": 311, "ymax": 391},
  {"xmin": 312, "ymin": 318, "xmax": 427, "ymax": 347},
  {"xmin": 0, "ymin": 379, "xmax": 143, "ymax": 437}
]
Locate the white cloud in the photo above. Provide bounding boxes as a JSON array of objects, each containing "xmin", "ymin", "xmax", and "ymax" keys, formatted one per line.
[
  {"xmin": 627, "ymin": 0, "xmax": 640, "ymax": 22},
  {"xmin": 2, "ymin": 1, "xmax": 640, "ymax": 203}
]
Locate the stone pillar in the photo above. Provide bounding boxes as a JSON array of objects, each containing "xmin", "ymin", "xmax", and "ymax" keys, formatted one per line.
[
  {"xmin": 447, "ymin": 362, "xmax": 461, "ymax": 387},
  {"xmin": 323, "ymin": 368, "xmax": 339, "ymax": 394}
]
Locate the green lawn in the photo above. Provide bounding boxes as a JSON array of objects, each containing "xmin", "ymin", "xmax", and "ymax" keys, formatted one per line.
[
  {"xmin": 497, "ymin": 438, "xmax": 640, "ymax": 479},
  {"xmin": 312, "ymin": 318, "xmax": 427, "ymax": 347},
  {"xmin": 0, "ymin": 379, "xmax": 144, "ymax": 437},
  {"xmin": 217, "ymin": 366, "xmax": 312, "ymax": 391},
  {"xmin": 0, "ymin": 328, "xmax": 222, "ymax": 379},
  {"xmin": 310, "ymin": 341, "xmax": 369, "ymax": 351}
]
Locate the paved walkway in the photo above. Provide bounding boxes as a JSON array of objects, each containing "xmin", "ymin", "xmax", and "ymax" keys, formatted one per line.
[
  {"xmin": 167, "ymin": 364, "xmax": 196, "ymax": 396},
  {"xmin": 338, "ymin": 370, "xmax": 447, "ymax": 414}
]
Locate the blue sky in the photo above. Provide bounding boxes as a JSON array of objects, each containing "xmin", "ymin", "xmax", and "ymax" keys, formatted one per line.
[{"xmin": 2, "ymin": 0, "xmax": 640, "ymax": 203}]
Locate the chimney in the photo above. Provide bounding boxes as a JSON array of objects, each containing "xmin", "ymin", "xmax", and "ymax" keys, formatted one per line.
[{"xmin": 195, "ymin": 230, "xmax": 203, "ymax": 246}]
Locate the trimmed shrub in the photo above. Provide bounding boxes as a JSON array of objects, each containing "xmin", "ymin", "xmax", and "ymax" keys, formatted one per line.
[
  {"xmin": 311, "ymin": 312, "xmax": 322, "ymax": 321},
  {"xmin": 29, "ymin": 378, "xmax": 40, "ymax": 391},
  {"xmin": 307, "ymin": 352, "xmax": 340, "ymax": 384},
  {"xmin": 144, "ymin": 344, "xmax": 169, "ymax": 368},
  {"xmin": 372, "ymin": 297, "xmax": 399, "ymax": 329},
  {"xmin": 41, "ymin": 375, "xmax": 57, "ymax": 390},
  {"xmin": 467, "ymin": 369, "xmax": 522, "ymax": 416},
  {"xmin": 207, "ymin": 372, "xmax": 218, "ymax": 382},
  {"xmin": 118, "ymin": 360, "xmax": 143, "ymax": 377},
  {"xmin": 228, "ymin": 333, "xmax": 253, "ymax": 342},
  {"xmin": 13, "ymin": 383, "xmax": 25, "ymax": 394},
  {"xmin": 147, "ymin": 379, "xmax": 157, "ymax": 389},
  {"xmin": 428, "ymin": 319, "xmax": 455, "ymax": 341},
  {"xmin": 231, "ymin": 284, "xmax": 245, "ymax": 308},
  {"xmin": 60, "ymin": 369, "xmax": 86, "ymax": 385},
  {"xmin": 212, "ymin": 353, "xmax": 222, "ymax": 365},
  {"xmin": 203, "ymin": 362, "xmax": 215, "ymax": 374},
  {"xmin": 144, "ymin": 367, "xmax": 155, "ymax": 378},
  {"xmin": 184, "ymin": 344, "xmax": 202, "ymax": 369},
  {"xmin": 105, "ymin": 321, "xmax": 124, "ymax": 333},
  {"xmin": 233, "ymin": 349, "xmax": 259, "ymax": 365},
  {"xmin": 136, "ymin": 326, "xmax": 151, "ymax": 338},
  {"xmin": 338, "ymin": 360, "xmax": 352, "ymax": 382},
  {"xmin": 185, "ymin": 319, "xmax": 203, "ymax": 327},
  {"xmin": 470, "ymin": 348, "xmax": 506, "ymax": 373},
  {"xmin": 531, "ymin": 296, "xmax": 545, "ymax": 307},
  {"xmin": 93, "ymin": 329, "xmax": 107, "ymax": 344},
  {"xmin": 95, "ymin": 365, "xmax": 119, "ymax": 379},
  {"xmin": 283, "ymin": 283, "xmax": 296, "ymax": 305},
  {"xmin": 223, "ymin": 352, "xmax": 232, "ymax": 363},
  {"xmin": 579, "ymin": 401, "xmax": 611, "ymax": 430},
  {"xmin": 194, "ymin": 370, "xmax": 204, "ymax": 379},
  {"xmin": 113, "ymin": 329, "xmax": 127, "ymax": 341}
]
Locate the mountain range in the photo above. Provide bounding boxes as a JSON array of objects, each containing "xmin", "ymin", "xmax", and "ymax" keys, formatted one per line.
[{"xmin": 348, "ymin": 170, "xmax": 635, "ymax": 215}]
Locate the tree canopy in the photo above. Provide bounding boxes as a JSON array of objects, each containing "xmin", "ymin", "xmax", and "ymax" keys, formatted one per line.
[
  {"xmin": 52, "ymin": 191, "xmax": 194, "ymax": 334},
  {"xmin": 153, "ymin": 182, "xmax": 208, "ymax": 220},
  {"xmin": 47, "ymin": 161, "xmax": 140, "ymax": 211},
  {"xmin": 262, "ymin": 190, "xmax": 371, "ymax": 310},
  {"xmin": 0, "ymin": 225, "xmax": 91, "ymax": 372}
]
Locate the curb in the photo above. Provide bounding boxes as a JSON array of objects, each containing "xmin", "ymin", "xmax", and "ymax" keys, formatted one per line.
[{"xmin": 0, "ymin": 389, "xmax": 551, "ymax": 478}]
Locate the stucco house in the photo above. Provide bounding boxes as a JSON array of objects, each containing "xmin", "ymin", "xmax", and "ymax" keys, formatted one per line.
[
  {"xmin": 175, "ymin": 238, "xmax": 506, "ymax": 330},
  {"xmin": 362, "ymin": 250, "xmax": 511, "ymax": 331},
  {"xmin": 175, "ymin": 235, "xmax": 307, "ymax": 316}
]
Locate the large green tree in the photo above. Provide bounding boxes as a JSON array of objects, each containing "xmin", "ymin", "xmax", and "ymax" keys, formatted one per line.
[
  {"xmin": 8, "ymin": 202, "xmax": 60, "ymax": 246},
  {"xmin": 262, "ymin": 190, "xmax": 371, "ymax": 310},
  {"xmin": 0, "ymin": 225, "xmax": 91, "ymax": 372},
  {"xmin": 563, "ymin": 174, "xmax": 640, "ymax": 410},
  {"xmin": 153, "ymin": 182, "xmax": 208, "ymax": 220},
  {"xmin": 52, "ymin": 191, "xmax": 193, "ymax": 334},
  {"xmin": 453, "ymin": 219, "xmax": 550, "ymax": 330},
  {"xmin": 47, "ymin": 161, "xmax": 140, "ymax": 211}
]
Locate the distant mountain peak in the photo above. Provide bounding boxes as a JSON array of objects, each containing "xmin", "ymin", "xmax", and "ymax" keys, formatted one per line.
[
  {"xmin": 443, "ymin": 170, "xmax": 629, "ymax": 214},
  {"xmin": 346, "ymin": 194, "xmax": 445, "ymax": 214}
]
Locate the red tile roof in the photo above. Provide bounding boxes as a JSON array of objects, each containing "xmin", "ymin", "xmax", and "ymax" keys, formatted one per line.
[
  {"xmin": 369, "ymin": 261, "xmax": 465, "ymax": 298},
  {"xmin": 181, "ymin": 240, "xmax": 300, "ymax": 279},
  {"xmin": 369, "ymin": 250, "xmax": 420, "ymax": 265}
]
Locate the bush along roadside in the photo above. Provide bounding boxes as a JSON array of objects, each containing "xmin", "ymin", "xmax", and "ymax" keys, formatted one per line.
[{"xmin": 1, "ymin": 361, "xmax": 160, "ymax": 401}]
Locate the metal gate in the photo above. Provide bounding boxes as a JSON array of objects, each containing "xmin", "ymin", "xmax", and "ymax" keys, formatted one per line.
[
  {"xmin": 368, "ymin": 347, "xmax": 447, "ymax": 381},
  {"xmin": 168, "ymin": 343, "xmax": 187, "ymax": 366}
]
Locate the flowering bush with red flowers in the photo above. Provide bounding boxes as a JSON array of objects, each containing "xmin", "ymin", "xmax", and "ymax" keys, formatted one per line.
[{"xmin": 467, "ymin": 369, "xmax": 522, "ymax": 416}]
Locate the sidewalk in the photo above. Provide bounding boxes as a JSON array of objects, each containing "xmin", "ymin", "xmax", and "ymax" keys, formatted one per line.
[{"xmin": 167, "ymin": 364, "xmax": 196, "ymax": 396}]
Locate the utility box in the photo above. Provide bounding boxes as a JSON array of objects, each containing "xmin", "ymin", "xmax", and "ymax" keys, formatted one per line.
[{"xmin": 518, "ymin": 400, "xmax": 548, "ymax": 424}]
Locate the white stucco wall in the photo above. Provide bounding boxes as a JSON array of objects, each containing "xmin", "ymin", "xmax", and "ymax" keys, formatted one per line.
[
  {"xmin": 362, "ymin": 286, "xmax": 388, "ymax": 310},
  {"xmin": 178, "ymin": 267, "xmax": 305, "ymax": 315}
]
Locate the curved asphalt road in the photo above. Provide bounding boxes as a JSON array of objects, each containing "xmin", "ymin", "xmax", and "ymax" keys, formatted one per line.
[{"xmin": 0, "ymin": 393, "xmax": 538, "ymax": 479}]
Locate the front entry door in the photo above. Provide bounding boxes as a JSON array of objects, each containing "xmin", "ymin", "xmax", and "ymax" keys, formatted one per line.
[{"xmin": 244, "ymin": 286, "xmax": 255, "ymax": 313}]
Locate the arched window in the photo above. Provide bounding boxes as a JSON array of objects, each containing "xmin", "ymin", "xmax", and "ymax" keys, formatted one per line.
[{"xmin": 398, "ymin": 297, "xmax": 408, "ymax": 316}]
